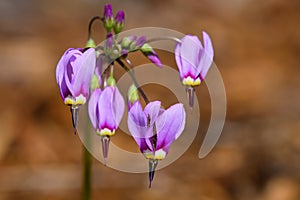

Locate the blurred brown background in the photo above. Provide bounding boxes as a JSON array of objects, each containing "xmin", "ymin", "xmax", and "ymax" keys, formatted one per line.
[{"xmin": 1, "ymin": 0, "xmax": 300, "ymax": 199}]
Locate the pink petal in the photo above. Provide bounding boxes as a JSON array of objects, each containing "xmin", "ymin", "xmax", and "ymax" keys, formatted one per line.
[
  {"xmin": 156, "ymin": 103, "xmax": 186, "ymax": 152},
  {"xmin": 177, "ymin": 35, "xmax": 202, "ymax": 79},
  {"xmin": 99, "ymin": 86, "xmax": 116, "ymax": 130},
  {"xmin": 88, "ymin": 88, "xmax": 101, "ymax": 130},
  {"xmin": 112, "ymin": 87, "xmax": 125, "ymax": 126},
  {"xmin": 73, "ymin": 48, "xmax": 96, "ymax": 97},
  {"xmin": 127, "ymin": 101, "xmax": 153, "ymax": 151},
  {"xmin": 198, "ymin": 31, "xmax": 214, "ymax": 80},
  {"xmin": 144, "ymin": 101, "xmax": 161, "ymax": 126}
]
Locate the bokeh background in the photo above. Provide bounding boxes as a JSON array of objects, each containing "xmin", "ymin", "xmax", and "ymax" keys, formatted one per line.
[{"xmin": 1, "ymin": 0, "xmax": 300, "ymax": 199}]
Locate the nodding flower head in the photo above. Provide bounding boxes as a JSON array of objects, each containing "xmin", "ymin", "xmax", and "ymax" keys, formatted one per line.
[
  {"xmin": 128, "ymin": 100, "xmax": 186, "ymax": 187},
  {"xmin": 175, "ymin": 32, "xmax": 214, "ymax": 87},
  {"xmin": 88, "ymin": 86, "xmax": 125, "ymax": 137},
  {"xmin": 88, "ymin": 85, "xmax": 125, "ymax": 164},
  {"xmin": 128, "ymin": 101, "xmax": 186, "ymax": 160},
  {"xmin": 56, "ymin": 48, "xmax": 96, "ymax": 106}
]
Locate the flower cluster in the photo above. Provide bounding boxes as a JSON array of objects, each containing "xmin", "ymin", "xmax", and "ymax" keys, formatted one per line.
[{"xmin": 55, "ymin": 4, "xmax": 214, "ymax": 187}]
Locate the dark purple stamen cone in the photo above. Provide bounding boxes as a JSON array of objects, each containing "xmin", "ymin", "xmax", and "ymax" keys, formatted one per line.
[
  {"xmin": 101, "ymin": 136, "xmax": 110, "ymax": 166},
  {"xmin": 70, "ymin": 106, "xmax": 79, "ymax": 134},
  {"xmin": 148, "ymin": 159, "xmax": 158, "ymax": 188},
  {"xmin": 186, "ymin": 86, "xmax": 195, "ymax": 112}
]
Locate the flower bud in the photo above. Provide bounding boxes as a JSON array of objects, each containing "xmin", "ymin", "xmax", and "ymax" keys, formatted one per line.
[
  {"xmin": 121, "ymin": 36, "xmax": 137, "ymax": 49},
  {"xmin": 85, "ymin": 38, "xmax": 96, "ymax": 48},
  {"xmin": 103, "ymin": 4, "xmax": 114, "ymax": 32},
  {"xmin": 129, "ymin": 36, "xmax": 146, "ymax": 50},
  {"xmin": 114, "ymin": 10, "xmax": 125, "ymax": 34},
  {"xmin": 140, "ymin": 43, "xmax": 153, "ymax": 53},
  {"xmin": 140, "ymin": 43, "xmax": 162, "ymax": 67},
  {"xmin": 106, "ymin": 32, "xmax": 114, "ymax": 49},
  {"xmin": 127, "ymin": 84, "xmax": 139, "ymax": 110}
]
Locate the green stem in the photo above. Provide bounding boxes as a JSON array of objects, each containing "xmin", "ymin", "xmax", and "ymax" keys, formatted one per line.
[
  {"xmin": 82, "ymin": 145, "xmax": 92, "ymax": 200},
  {"xmin": 87, "ymin": 16, "xmax": 101, "ymax": 40}
]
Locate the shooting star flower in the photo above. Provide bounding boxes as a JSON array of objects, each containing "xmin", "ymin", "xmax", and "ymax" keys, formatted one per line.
[
  {"xmin": 128, "ymin": 101, "xmax": 186, "ymax": 187},
  {"xmin": 88, "ymin": 85, "xmax": 125, "ymax": 164},
  {"xmin": 175, "ymin": 32, "xmax": 214, "ymax": 109},
  {"xmin": 56, "ymin": 48, "xmax": 96, "ymax": 132}
]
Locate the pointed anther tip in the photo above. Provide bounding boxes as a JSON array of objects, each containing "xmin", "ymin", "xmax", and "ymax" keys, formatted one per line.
[
  {"xmin": 70, "ymin": 106, "xmax": 80, "ymax": 132},
  {"xmin": 149, "ymin": 181, "xmax": 152, "ymax": 188},
  {"xmin": 74, "ymin": 128, "xmax": 77, "ymax": 135},
  {"xmin": 101, "ymin": 136, "xmax": 110, "ymax": 166},
  {"xmin": 186, "ymin": 86, "xmax": 195, "ymax": 111}
]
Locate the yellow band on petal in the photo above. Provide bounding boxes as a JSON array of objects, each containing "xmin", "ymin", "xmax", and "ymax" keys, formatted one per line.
[
  {"xmin": 143, "ymin": 149, "xmax": 166, "ymax": 160},
  {"xmin": 97, "ymin": 128, "xmax": 116, "ymax": 137},
  {"xmin": 64, "ymin": 97, "xmax": 76, "ymax": 105},
  {"xmin": 75, "ymin": 94, "xmax": 86, "ymax": 105},
  {"xmin": 64, "ymin": 94, "xmax": 86, "ymax": 106},
  {"xmin": 182, "ymin": 76, "xmax": 201, "ymax": 86}
]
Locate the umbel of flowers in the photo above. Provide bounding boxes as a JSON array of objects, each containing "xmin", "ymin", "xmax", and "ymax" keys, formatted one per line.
[{"xmin": 55, "ymin": 4, "xmax": 214, "ymax": 187}]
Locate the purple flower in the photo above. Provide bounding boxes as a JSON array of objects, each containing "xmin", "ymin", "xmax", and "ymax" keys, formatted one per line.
[
  {"xmin": 88, "ymin": 86, "xmax": 125, "ymax": 137},
  {"xmin": 114, "ymin": 10, "xmax": 125, "ymax": 34},
  {"xmin": 128, "ymin": 101, "xmax": 186, "ymax": 160},
  {"xmin": 88, "ymin": 86, "xmax": 125, "ymax": 164},
  {"xmin": 56, "ymin": 48, "xmax": 96, "ymax": 106},
  {"xmin": 128, "ymin": 100, "xmax": 185, "ymax": 186},
  {"xmin": 175, "ymin": 32, "xmax": 214, "ymax": 86}
]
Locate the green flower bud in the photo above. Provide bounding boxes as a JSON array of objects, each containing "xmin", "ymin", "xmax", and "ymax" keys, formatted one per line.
[
  {"xmin": 85, "ymin": 38, "xmax": 96, "ymax": 48},
  {"xmin": 141, "ymin": 43, "xmax": 153, "ymax": 53},
  {"xmin": 128, "ymin": 84, "xmax": 139, "ymax": 103}
]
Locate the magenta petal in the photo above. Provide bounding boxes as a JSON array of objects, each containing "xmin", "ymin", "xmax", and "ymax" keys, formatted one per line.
[
  {"xmin": 156, "ymin": 103, "xmax": 186, "ymax": 152},
  {"xmin": 198, "ymin": 31, "xmax": 214, "ymax": 80},
  {"xmin": 148, "ymin": 54, "xmax": 162, "ymax": 68},
  {"xmin": 128, "ymin": 101, "xmax": 149, "ymax": 138},
  {"xmin": 127, "ymin": 102, "xmax": 154, "ymax": 151},
  {"xmin": 56, "ymin": 48, "xmax": 77, "ymax": 98},
  {"xmin": 179, "ymin": 35, "xmax": 202, "ymax": 77},
  {"xmin": 144, "ymin": 101, "xmax": 161, "ymax": 126},
  {"xmin": 73, "ymin": 48, "xmax": 96, "ymax": 97},
  {"xmin": 88, "ymin": 88, "xmax": 102, "ymax": 130},
  {"xmin": 112, "ymin": 87, "xmax": 125, "ymax": 126},
  {"xmin": 99, "ymin": 86, "xmax": 116, "ymax": 130},
  {"xmin": 175, "ymin": 35, "xmax": 202, "ymax": 78},
  {"xmin": 175, "ymin": 44, "xmax": 185, "ymax": 79}
]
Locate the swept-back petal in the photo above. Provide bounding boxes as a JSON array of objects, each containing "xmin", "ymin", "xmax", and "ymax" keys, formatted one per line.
[
  {"xmin": 99, "ymin": 86, "xmax": 116, "ymax": 130},
  {"xmin": 175, "ymin": 44, "xmax": 183, "ymax": 78},
  {"xmin": 56, "ymin": 48, "xmax": 76, "ymax": 98},
  {"xmin": 112, "ymin": 87, "xmax": 125, "ymax": 126},
  {"xmin": 156, "ymin": 103, "xmax": 186, "ymax": 152},
  {"xmin": 177, "ymin": 35, "xmax": 202, "ymax": 79},
  {"xmin": 144, "ymin": 101, "xmax": 161, "ymax": 126},
  {"xmin": 88, "ymin": 88, "xmax": 102, "ymax": 130},
  {"xmin": 128, "ymin": 101, "xmax": 153, "ymax": 151},
  {"xmin": 73, "ymin": 48, "xmax": 96, "ymax": 97},
  {"xmin": 198, "ymin": 31, "xmax": 214, "ymax": 80}
]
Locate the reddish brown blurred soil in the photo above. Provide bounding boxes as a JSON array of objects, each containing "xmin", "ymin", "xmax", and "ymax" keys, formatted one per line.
[{"xmin": 0, "ymin": 0, "xmax": 300, "ymax": 199}]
